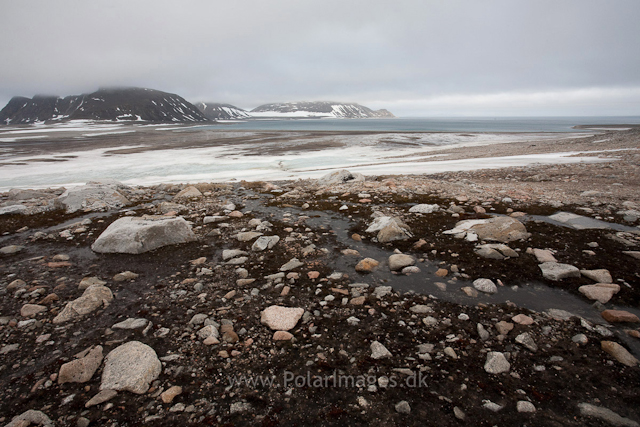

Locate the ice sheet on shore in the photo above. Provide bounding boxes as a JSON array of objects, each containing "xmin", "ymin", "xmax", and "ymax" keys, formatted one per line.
[{"xmin": 0, "ymin": 136, "xmax": 618, "ymax": 191}]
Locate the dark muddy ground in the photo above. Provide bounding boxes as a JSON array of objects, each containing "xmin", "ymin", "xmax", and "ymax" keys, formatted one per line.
[{"xmin": 0, "ymin": 181, "xmax": 639, "ymax": 426}]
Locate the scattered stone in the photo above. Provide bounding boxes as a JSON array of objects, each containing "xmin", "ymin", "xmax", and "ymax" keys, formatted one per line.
[
  {"xmin": 173, "ymin": 186, "xmax": 202, "ymax": 200},
  {"xmin": 20, "ymin": 303, "xmax": 46, "ymax": 317},
  {"xmin": 444, "ymin": 347, "xmax": 458, "ymax": 359},
  {"xmin": 601, "ymin": 341, "xmax": 639, "ymax": 366},
  {"xmin": 546, "ymin": 308, "xmax": 577, "ymax": 321},
  {"xmin": 401, "ymin": 266, "xmax": 421, "ymax": 274},
  {"xmin": 579, "ymin": 283, "xmax": 620, "ymax": 304},
  {"xmin": 370, "ymin": 341, "xmax": 392, "ymax": 359},
  {"xmin": 197, "ymin": 325, "xmax": 220, "ymax": 340},
  {"xmin": 260, "ymin": 306, "xmax": 304, "ymax": 331},
  {"xmin": 578, "ymin": 402, "xmax": 640, "ymax": 427},
  {"xmin": 388, "ymin": 254, "xmax": 415, "ymax": 271},
  {"xmin": 58, "ymin": 346, "xmax": 103, "ymax": 384},
  {"xmin": 377, "ymin": 221, "xmax": 412, "ymax": 243},
  {"xmin": 623, "ymin": 251, "xmax": 640, "ymax": 260},
  {"xmin": 539, "ymin": 262, "xmax": 580, "ymax": 281},
  {"xmin": 161, "ymin": 386, "xmax": 183, "ymax": 404},
  {"xmin": 222, "ymin": 249, "xmax": 248, "ymax": 260},
  {"xmin": 515, "ymin": 332, "xmax": 538, "ymax": 352},
  {"xmin": 79, "ymin": 276, "xmax": 106, "ymax": 290},
  {"xmin": 5, "ymin": 410, "xmax": 54, "ymax": 427},
  {"xmin": 53, "ymin": 285, "xmax": 114, "ymax": 324},
  {"xmin": 435, "ymin": 268, "xmax": 448, "ymax": 277},
  {"xmin": 409, "ymin": 204, "xmax": 440, "ymax": 214},
  {"xmin": 512, "ymin": 314, "xmax": 534, "ymax": 325},
  {"xmin": 373, "ymin": 286, "xmax": 393, "ymax": 299},
  {"xmin": 444, "ymin": 216, "xmax": 530, "ymax": 242},
  {"xmin": 355, "ymin": 258, "xmax": 379, "ymax": 273},
  {"xmin": 112, "ymin": 318, "xmax": 148, "ymax": 330},
  {"xmin": 477, "ymin": 323, "xmax": 490, "ymax": 340},
  {"xmin": 317, "ymin": 169, "xmax": 365, "ymax": 185},
  {"xmin": 237, "ymin": 231, "xmax": 264, "ymax": 242},
  {"xmin": 601, "ymin": 310, "xmax": 640, "ymax": 324},
  {"xmin": 572, "ymin": 334, "xmax": 588, "ymax": 345},
  {"xmin": 495, "ymin": 321, "xmax": 514, "ymax": 335},
  {"xmin": 280, "ymin": 258, "xmax": 304, "ymax": 271},
  {"xmin": 92, "ymin": 217, "xmax": 197, "ymax": 254},
  {"xmin": 100, "ymin": 341, "xmax": 162, "ymax": 394},
  {"xmin": 273, "ymin": 331, "xmax": 294, "ymax": 341},
  {"xmin": 462, "ymin": 287, "xmax": 478, "ymax": 297},
  {"xmin": 473, "ymin": 278, "xmax": 497, "ymax": 294},
  {"xmin": 113, "ymin": 271, "xmax": 139, "ymax": 282},
  {"xmin": 482, "ymin": 401, "xmax": 504, "ymax": 412},
  {"xmin": 532, "ymin": 248, "xmax": 557, "ymax": 263},
  {"xmin": 0, "ymin": 245, "xmax": 25, "ymax": 255},
  {"xmin": 409, "ymin": 305, "xmax": 432, "ymax": 314},
  {"xmin": 517, "ymin": 401, "xmax": 536, "ymax": 413},
  {"xmin": 484, "ymin": 351, "xmax": 510, "ymax": 374},
  {"xmin": 252, "ymin": 235, "xmax": 280, "ymax": 251},
  {"xmin": 395, "ymin": 400, "xmax": 411, "ymax": 414},
  {"xmin": 475, "ymin": 243, "xmax": 518, "ymax": 260},
  {"xmin": 580, "ymin": 269, "xmax": 613, "ymax": 283},
  {"xmin": 549, "ymin": 212, "xmax": 613, "ymax": 230},
  {"xmin": 85, "ymin": 389, "xmax": 118, "ymax": 408},
  {"xmin": 203, "ymin": 215, "xmax": 226, "ymax": 224}
]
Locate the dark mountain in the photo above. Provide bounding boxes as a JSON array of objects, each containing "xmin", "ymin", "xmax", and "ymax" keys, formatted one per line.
[
  {"xmin": 250, "ymin": 101, "xmax": 395, "ymax": 118},
  {"xmin": 0, "ymin": 88, "xmax": 209, "ymax": 124},
  {"xmin": 194, "ymin": 102, "xmax": 250, "ymax": 120}
]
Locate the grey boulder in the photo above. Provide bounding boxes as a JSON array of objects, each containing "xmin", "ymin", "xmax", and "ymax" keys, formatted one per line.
[
  {"xmin": 539, "ymin": 262, "xmax": 580, "ymax": 281},
  {"xmin": 92, "ymin": 216, "xmax": 197, "ymax": 254},
  {"xmin": 58, "ymin": 182, "xmax": 130, "ymax": 213},
  {"xmin": 317, "ymin": 169, "xmax": 365, "ymax": 185},
  {"xmin": 100, "ymin": 341, "xmax": 162, "ymax": 394}
]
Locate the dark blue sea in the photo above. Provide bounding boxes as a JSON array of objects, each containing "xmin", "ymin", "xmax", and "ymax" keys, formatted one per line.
[{"xmin": 203, "ymin": 116, "xmax": 640, "ymax": 133}]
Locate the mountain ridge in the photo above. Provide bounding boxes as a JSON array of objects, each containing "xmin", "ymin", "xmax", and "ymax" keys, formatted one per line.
[
  {"xmin": 0, "ymin": 88, "xmax": 209, "ymax": 124},
  {"xmin": 250, "ymin": 101, "xmax": 395, "ymax": 118},
  {"xmin": 0, "ymin": 88, "xmax": 396, "ymax": 124},
  {"xmin": 194, "ymin": 102, "xmax": 250, "ymax": 120}
]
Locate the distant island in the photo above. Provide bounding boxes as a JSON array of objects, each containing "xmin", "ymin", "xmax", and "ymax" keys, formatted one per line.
[{"xmin": 0, "ymin": 87, "xmax": 395, "ymax": 124}]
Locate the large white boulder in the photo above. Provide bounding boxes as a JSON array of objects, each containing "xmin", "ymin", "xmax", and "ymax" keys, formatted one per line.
[{"xmin": 92, "ymin": 216, "xmax": 197, "ymax": 254}]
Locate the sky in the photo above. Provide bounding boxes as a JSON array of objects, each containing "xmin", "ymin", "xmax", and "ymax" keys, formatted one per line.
[{"xmin": 1, "ymin": 0, "xmax": 639, "ymax": 117}]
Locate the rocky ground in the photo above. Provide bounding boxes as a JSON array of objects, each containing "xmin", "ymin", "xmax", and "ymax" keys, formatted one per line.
[{"xmin": 0, "ymin": 129, "xmax": 639, "ymax": 426}]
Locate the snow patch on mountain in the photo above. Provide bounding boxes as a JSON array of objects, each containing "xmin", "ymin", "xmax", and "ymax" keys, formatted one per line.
[
  {"xmin": 250, "ymin": 102, "xmax": 395, "ymax": 119},
  {"xmin": 194, "ymin": 102, "xmax": 250, "ymax": 120}
]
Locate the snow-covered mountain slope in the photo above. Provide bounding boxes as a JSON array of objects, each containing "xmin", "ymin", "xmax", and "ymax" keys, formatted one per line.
[
  {"xmin": 0, "ymin": 88, "xmax": 209, "ymax": 124},
  {"xmin": 250, "ymin": 102, "xmax": 395, "ymax": 119},
  {"xmin": 194, "ymin": 102, "xmax": 250, "ymax": 120}
]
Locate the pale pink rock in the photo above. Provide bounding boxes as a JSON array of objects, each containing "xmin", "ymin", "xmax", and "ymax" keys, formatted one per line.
[
  {"xmin": 260, "ymin": 306, "xmax": 304, "ymax": 331},
  {"xmin": 273, "ymin": 331, "xmax": 294, "ymax": 341}
]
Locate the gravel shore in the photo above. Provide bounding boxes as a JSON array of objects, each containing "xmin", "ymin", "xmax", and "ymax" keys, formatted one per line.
[{"xmin": 0, "ymin": 127, "xmax": 639, "ymax": 426}]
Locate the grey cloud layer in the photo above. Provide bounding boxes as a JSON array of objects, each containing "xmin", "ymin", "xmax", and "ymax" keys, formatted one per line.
[{"xmin": 1, "ymin": 0, "xmax": 639, "ymax": 116}]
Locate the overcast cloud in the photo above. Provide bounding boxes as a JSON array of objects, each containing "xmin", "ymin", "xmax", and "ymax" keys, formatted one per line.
[{"xmin": 1, "ymin": 0, "xmax": 639, "ymax": 116}]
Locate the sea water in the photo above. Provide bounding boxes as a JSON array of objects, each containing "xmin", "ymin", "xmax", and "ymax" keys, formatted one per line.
[
  {"xmin": 0, "ymin": 116, "xmax": 638, "ymax": 190},
  {"xmin": 201, "ymin": 116, "xmax": 640, "ymax": 132}
]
